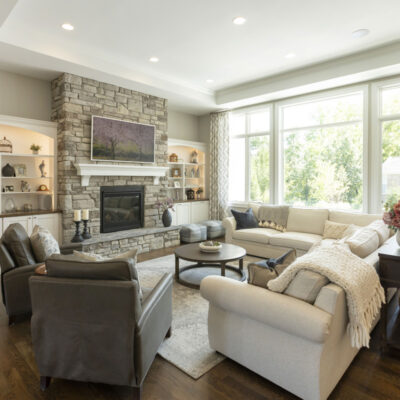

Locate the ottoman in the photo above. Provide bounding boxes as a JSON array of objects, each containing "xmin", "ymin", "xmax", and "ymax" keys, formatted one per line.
[
  {"xmin": 180, "ymin": 224, "xmax": 207, "ymax": 243},
  {"xmin": 200, "ymin": 220, "xmax": 225, "ymax": 239}
]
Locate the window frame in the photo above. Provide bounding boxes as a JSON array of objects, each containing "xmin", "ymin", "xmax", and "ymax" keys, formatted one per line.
[
  {"xmin": 371, "ymin": 77, "xmax": 400, "ymax": 213},
  {"xmin": 275, "ymin": 85, "xmax": 369, "ymax": 212},
  {"xmin": 229, "ymin": 104, "xmax": 272, "ymax": 205}
]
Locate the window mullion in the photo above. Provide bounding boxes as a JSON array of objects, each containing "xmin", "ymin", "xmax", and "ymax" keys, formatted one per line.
[{"xmin": 245, "ymin": 114, "xmax": 250, "ymax": 202}]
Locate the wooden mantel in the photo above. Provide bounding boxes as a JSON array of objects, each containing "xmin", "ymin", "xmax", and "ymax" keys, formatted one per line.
[{"xmin": 75, "ymin": 163, "xmax": 169, "ymax": 186}]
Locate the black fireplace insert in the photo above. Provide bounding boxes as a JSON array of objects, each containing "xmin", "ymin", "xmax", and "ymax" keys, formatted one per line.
[{"xmin": 100, "ymin": 185, "xmax": 144, "ymax": 233}]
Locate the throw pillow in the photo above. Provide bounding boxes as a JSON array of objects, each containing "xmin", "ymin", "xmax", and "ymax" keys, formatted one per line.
[
  {"xmin": 345, "ymin": 227, "xmax": 380, "ymax": 258},
  {"xmin": 231, "ymin": 208, "xmax": 258, "ymax": 230},
  {"xmin": 30, "ymin": 225, "xmax": 60, "ymax": 263},
  {"xmin": 73, "ymin": 248, "xmax": 142, "ymax": 298},
  {"xmin": 322, "ymin": 220, "xmax": 349, "ymax": 239},
  {"xmin": 284, "ymin": 270, "xmax": 329, "ymax": 304},
  {"xmin": 248, "ymin": 249, "xmax": 296, "ymax": 288},
  {"xmin": 367, "ymin": 220, "xmax": 390, "ymax": 245}
]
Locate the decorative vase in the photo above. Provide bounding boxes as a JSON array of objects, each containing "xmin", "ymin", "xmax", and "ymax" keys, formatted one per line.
[
  {"xmin": 162, "ymin": 209, "xmax": 172, "ymax": 227},
  {"xmin": 396, "ymin": 230, "xmax": 400, "ymax": 246},
  {"xmin": 2, "ymin": 163, "xmax": 15, "ymax": 177}
]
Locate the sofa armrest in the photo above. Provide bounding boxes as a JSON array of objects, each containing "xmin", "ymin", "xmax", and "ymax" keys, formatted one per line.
[
  {"xmin": 2, "ymin": 263, "xmax": 41, "ymax": 315},
  {"xmin": 223, "ymin": 217, "xmax": 236, "ymax": 243},
  {"xmin": 135, "ymin": 273, "xmax": 173, "ymax": 385},
  {"xmin": 200, "ymin": 276, "xmax": 332, "ymax": 343}
]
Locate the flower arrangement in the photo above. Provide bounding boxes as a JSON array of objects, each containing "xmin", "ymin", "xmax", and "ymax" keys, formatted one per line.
[
  {"xmin": 383, "ymin": 196, "xmax": 400, "ymax": 231},
  {"xmin": 155, "ymin": 198, "xmax": 175, "ymax": 212}
]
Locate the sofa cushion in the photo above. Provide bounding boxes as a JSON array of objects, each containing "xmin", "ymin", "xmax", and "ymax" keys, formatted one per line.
[
  {"xmin": 322, "ymin": 220, "xmax": 349, "ymax": 239},
  {"xmin": 329, "ymin": 210, "xmax": 381, "ymax": 227},
  {"xmin": 286, "ymin": 208, "xmax": 329, "ymax": 235},
  {"xmin": 345, "ymin": 228, "xmax": 380, "ymax": 258},
  {"xmin": 284, "ymin": 270, "xmax": 329, "ymax": 304},
  {"xmin": 232, "ymin": 228, "xmax": 280, "ymax": 244},
  {"xmin": 30, "ymin": 225, "xmax": 60, "ymax": 263},
  {"xmin": 269, "ymin": 232, "xmax": 322, "ymax": 251},
  {"xmin": 2, "ymin": 223, "xmax": 36, "ymax": 267},
  {"xmin": 367, "ymin": 220, "xmax": 390, "ymax": 245},
  {"xmin": 231, "ymin": 208, "xmax": 258, "ymax": 230}
]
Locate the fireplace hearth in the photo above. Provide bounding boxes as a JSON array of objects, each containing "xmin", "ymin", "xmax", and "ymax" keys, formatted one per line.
[{"xmin": 100, "ymin": 186, "xmax": 144, "ymax": 233}]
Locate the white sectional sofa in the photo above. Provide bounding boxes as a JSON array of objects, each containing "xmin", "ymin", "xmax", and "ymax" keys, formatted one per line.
[
  {"xmin": 201, "ymin": 207, "xmax": 398, "ymax": 400},
  {"xmin": 223, "ymin": 206, "xmax": 381, "ymax": 258}
]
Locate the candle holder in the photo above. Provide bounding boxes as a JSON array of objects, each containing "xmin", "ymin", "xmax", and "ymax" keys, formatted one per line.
[
  {"xmin": 71, "ymin": 221, "xmax": 84, "ymax": 243},
  {"xmin": 82, "ymin": 219, "xmax": 92, "ymax": 240}
]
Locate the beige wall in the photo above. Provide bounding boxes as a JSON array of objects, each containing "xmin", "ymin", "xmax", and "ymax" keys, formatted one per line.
[
  {"xmin": 168, "ymin": 109, "xmax": 200, "ymax": 141},
  {"xmin": 0, "ymin": 69, "xmax": 51, "ymax": 121},
  {"xmin": 198, "ymin": 114, "xmax": 210, "ymax": 144}
]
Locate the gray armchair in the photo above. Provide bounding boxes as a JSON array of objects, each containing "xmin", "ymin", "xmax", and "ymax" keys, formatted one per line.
[
  {"xmin": 29, "ymin": 254, "xmax": 172, "ymax": 399},
  {"xmin": 0, "ymin": 223, "xmax": 42, "ymax": 324}
]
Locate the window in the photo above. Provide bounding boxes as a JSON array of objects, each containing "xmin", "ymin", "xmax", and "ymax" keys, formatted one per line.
[
  {"xmin": 229, "ymin": 107, "xmax": 271, "ymax": 203},
  {"xmin": 279, "ymin": 91, "xmax": 364, "ymax": 210},
  {"xmin": 378, "ymin": 84, "xmax": 400, "ymax": 207}
]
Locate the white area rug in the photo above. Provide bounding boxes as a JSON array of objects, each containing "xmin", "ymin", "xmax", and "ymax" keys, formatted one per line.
[{"xmin": 136, "ymin": 254, "xmax": 260, "ymax": 379}]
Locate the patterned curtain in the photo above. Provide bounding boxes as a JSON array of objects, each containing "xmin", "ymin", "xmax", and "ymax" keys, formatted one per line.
[{"xmin": 209, "ymin": 111, "xmax": 230, "ymax": 220}]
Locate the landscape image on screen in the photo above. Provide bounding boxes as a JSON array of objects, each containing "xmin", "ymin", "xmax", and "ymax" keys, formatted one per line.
[{"xmin": 92, "ymin": 116, "xmax": 155, "ymax": 162}]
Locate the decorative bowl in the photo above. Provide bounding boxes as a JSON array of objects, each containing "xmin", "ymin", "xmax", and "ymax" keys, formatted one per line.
[{"xmin": 199, "ymin": 241, "xmax": 222, "ymax": 253}]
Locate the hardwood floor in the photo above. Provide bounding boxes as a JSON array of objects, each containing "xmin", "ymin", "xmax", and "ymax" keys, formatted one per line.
[{"xmin": 2, "ymin": 246, "xmax": 400, "ymax": 400}]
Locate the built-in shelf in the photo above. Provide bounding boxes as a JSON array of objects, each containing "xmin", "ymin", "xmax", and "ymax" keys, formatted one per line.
[
  {"xmin": 168, "ymin": 162, "xmax": 205, "ymax": 166},
  {"xmin": 0, "ymin": 153, "xmax": 54, "ymax": 157},
  {"xmin": 2, "ymin": 191, "xmax": 52, "ymax": 195},
  {"xmin": 2, "ymin": 176, "xmax": 52, "ymax": 179}
]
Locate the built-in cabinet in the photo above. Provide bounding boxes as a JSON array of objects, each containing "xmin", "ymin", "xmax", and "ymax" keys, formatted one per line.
[
  {"xmin": 171, "ymin": 200, "xmax": 209, "ymax": 225},
  {"xmin": 1, "ymin": 213, "xmax": 61, "ymax": 242}
]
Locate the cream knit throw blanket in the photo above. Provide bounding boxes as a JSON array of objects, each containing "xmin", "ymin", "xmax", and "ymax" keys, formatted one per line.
[{"xmin": 267, "ymin": 245, "xmax": 385, "ymax": 348}]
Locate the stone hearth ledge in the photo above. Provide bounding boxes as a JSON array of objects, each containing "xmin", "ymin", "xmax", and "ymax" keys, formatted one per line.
[
  {"xmin": 75, "ymin": 163, "xmax": 169, "ymax": 186},
  {"xmin": 61, "ymin": 226, "xmax": 181, "ymax": 256}
]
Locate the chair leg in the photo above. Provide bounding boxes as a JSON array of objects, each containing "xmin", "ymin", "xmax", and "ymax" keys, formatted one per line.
[
  {"xmin": 166, "ymin": 326, "xmax": 172, "ymax": 338},
  {"xmin": 132, "ymin": 385, "xmax": 142, "ymax": 400},
  {"xmin": 40, "ymin": 376, "xmax": 51, "ymax": 391},
  {"xmin": 8, "ymin": 316, "xmax": 15, "ymax": 326}
]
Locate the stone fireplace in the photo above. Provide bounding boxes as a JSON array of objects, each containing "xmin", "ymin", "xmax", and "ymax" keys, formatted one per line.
[
  {"xmin": 51, "ymin": 73, "xmax": 180, "ymax": 253},
  {"xmin": 100, "ymin": 185, "xmax": 144, "ymax": 233}
]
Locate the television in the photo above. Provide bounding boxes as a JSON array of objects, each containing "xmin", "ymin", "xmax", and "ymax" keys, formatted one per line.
[{"xmin": 91, "ymin": 116, "xmax": 155, "ymax": 163}]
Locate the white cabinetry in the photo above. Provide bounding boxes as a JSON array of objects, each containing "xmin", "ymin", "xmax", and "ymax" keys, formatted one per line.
[
  {"xmin": 171, "ymin": 201, "xmax": 209, "ymax": 225},
  {"xmin": 2, "ymin": 213, "xmax": 60, "ymax": 242}
]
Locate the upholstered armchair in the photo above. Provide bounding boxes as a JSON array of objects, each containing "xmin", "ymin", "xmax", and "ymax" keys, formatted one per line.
[
  {"xmin": 0, "ymin": 223, "xmax": 42, "ymax": 324},
  {"xmin": 29, "ymin": 254, "xmax": 173, "ymax": 399}
]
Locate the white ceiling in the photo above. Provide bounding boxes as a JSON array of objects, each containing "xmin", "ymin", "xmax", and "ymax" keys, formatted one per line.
[{"xmin": 1, "ymin": 0, "xmax": 400, "ymax": 114}]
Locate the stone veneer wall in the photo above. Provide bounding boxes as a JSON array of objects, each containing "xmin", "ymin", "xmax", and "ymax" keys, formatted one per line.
[{"xmin": 51, "ymin": 73, "xmax": 173, "ymax": 249}]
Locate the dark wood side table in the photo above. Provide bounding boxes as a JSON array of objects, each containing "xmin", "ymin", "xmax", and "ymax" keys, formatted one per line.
[{"xmin": 378, "ymin": 236, "xmax": 400, "ymax": 351}]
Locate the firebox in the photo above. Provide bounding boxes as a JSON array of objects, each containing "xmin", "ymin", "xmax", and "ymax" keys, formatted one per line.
[{"xmin": 100, "ymin": 185, "xmax": 144, "ymax": 233}]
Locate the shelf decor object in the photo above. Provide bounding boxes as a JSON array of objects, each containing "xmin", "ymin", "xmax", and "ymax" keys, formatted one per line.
[
  {"xmin": 2, "ymin": 163, "xmax": 15, "ymax": 177},
  {"xmin": 169, "ymin": 153, "xmax": 178, "ymax": 162},
  {"xmin": 0, "ymin": 137, "xmax": 12, "ymax": 153}
]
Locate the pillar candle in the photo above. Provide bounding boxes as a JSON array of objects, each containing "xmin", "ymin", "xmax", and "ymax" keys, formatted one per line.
[
  {"xmin": 73, "ymin": 210, "xmax": 81, "ymax": 222},
  {"xmin": 82, "ymin": 209, "xmax": 89, "ymax": 220}
]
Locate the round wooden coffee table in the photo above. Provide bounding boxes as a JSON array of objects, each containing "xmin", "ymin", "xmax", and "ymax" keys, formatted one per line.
[{"xmin": 174, "ymin": 243, "xmax": 246, "ymax": 289}]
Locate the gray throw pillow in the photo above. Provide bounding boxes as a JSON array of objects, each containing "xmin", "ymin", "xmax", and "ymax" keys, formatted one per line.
[
  {"xmin": 30, "ymin": 225, "xmax": 60, "ymax": 263},
  {"xmin": 284, "ymin": 270, "xmax": 329, "ymax": 304}
]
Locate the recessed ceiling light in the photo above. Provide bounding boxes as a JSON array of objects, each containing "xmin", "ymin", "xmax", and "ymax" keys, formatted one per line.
[
  {"xmin": 149, "ymin": 57, "xmax": 159, "ymax": 63},
  {"xmin": 233, "ymin": 16, "xmax": 246, "ymax": 25},
  {"xmin": 62, "ymin": 23, "xmax": 74, "ymax": 31},
  {"xmin": 206, "ymin": 79, "xmax": 214, "ymax": 83},
  {"xmin": 352, "ymin": 29, "xmax": 370, "ymax": 39},
  {"xmin": 285, "ymin": 53, "xmax": 296, "ymax": 59}
]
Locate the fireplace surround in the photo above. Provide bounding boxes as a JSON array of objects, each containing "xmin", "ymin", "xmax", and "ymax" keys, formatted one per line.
[{"xmin": 100, "ymin": 185, "xmax": 144, "ymax": 233}]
